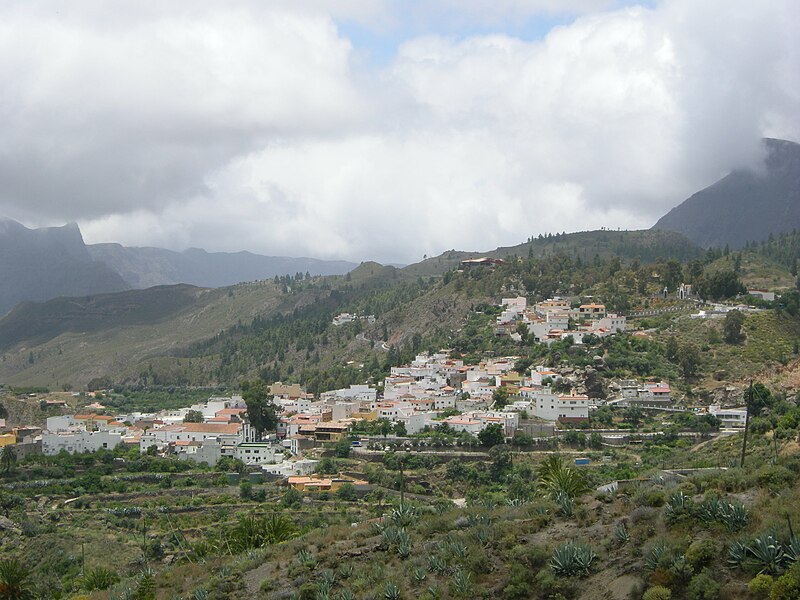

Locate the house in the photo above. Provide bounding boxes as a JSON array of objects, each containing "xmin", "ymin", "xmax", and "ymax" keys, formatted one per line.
[
  {"xmin": 709, "ymin": 405, "xmax": 747, "ymax": 429},
  {"xmin": 459, "ymin": 257, "xmax": 504, "ymax": 268},
  {"xmin": 747, "ymin": 289, "xmax": 776, "ymax": 302},
  {"xmin": 42, "ymin": 429, "xmax": 124, "ymax": 455},
  {"xmin": 578, "ymin": 303, "xmax": 606, "ymax": 320},
  {"xmin": 285, "ymin": 475, "xmax": 368, "ymax": 492}
]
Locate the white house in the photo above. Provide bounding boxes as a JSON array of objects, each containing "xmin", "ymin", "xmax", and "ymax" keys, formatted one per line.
[
  {"xmin": 42, "ymin": 429, "xmax": 124, "ymax": 455},
  {"xmin": 709, "ymin": 405, "xmax": 747, "ymax": 429},
  {"xmin": 530, "ymin": 389, "xmax": 589, "ymax": 422}
]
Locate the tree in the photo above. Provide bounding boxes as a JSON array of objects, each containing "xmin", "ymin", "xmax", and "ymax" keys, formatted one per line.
[
  {"xmin": 241, "ymin": 380, "xmax": 278, "ymax": 441},
  {"xmin": 477, "ymin": 423, "xmax": 505, "ymax": 447},
  {"xmin": 0, "ymin": 558, "xmax": 33, "ymax": 600},
  {"xmin": 0, "ymin": 446, "xmax": 16, "ymax": 475},
  {"xmin": 336, "ymin": 483, "xmax": 357, "ymax": 501},
  {"xmin": 183, "ymin": 410, "xmax": 204, "ymax": 423},
  {"xmin": 675, "ymin": 343, "xmax": 701, "ymax": 379},
  {"xmin": 744, "ymin": 382, "xmax": 773, "ymax": 417},
  {"xmin": 723, "ymin": 310, "xmax": 746, "ymax": 344},
  {"xmin": 492, "ymin": 386, "xmax": 510, "ymax": 409},
  {"xmin": 334, "ymin": 437, "xmax": 351, "ymax": 458}
]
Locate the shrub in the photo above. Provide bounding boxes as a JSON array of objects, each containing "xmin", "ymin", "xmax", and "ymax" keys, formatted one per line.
[
  {"xmin": 687, "ymin": 570, "xmax": 720, "ymax": 600},
  {"xmin": 747, "ymin": 574, "xmax": 774, "ymax": 598},
  {"xmin": 769, "ymin": 562, "xmax": 800, "ymax": 599},
  {"xmin": 643, "ymin": 587, "xmax": 672, "ymax": 600},
  {"xmin": 684, "ymin": 540, "xmax": 720, "ymax": 573},
  {"xmin": 636, "ymin": 488, "xmax": 666, "ymax": 508}
]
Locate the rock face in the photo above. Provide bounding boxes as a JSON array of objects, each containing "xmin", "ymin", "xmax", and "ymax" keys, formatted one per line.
[
  {"xmin": 653, "ymin": 138, "xmax": 800, "ymax": 248},
  {"xmin": 0, "ymin": 219, "xmax": 129, "ymax": 316}
]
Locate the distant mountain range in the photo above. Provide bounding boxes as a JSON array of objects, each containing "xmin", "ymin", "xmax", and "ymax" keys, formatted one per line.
[
  {"xmin": 653, "ymin": 138, "xmax": 800, "ymax": 248},
  {"xmin": 0, "ymin": 219, "xmax": 130, "ymax": 316},
  {"xmin": 0, "ymin": 219, "xmax": 357, "ymax": 315},
  {"xmin": 86, "ymin": 244, "xmax": 357, "ymax": 289}
]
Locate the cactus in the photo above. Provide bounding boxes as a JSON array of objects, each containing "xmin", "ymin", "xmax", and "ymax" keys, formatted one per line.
[{"xmin": 550, "ymin": 540, "xmax": 597, "ymax": 577}]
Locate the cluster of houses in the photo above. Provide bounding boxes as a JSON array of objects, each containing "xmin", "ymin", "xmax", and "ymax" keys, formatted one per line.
[{"xmin": 495, "ymin": 296, "xmax": 626, "ymax": 344}]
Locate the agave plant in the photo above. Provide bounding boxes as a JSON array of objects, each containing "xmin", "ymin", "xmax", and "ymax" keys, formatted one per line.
[
  {"xmin": 449, "ymin": 569, "xmax": 473, "ymax": 598},
  {"xmin": 549, "ymin": 540, "xmax": 596, "ymax": 577},
  {"xmin": 412, "ymin": 566, "xmax": 427, "ymax": 584},
  {"xmin": 727, "ymin": 538, "xmax": 749, "ymax": 568},
  {"xmin": 337, "ymin": 591, "xmax": 356, "ymax": 600},
  {"xmin": 192, "ymin": 590, "xmax": 209, "ymax": 600},
  {"xmin": 338, "ymin": 563, "xmax": 354, "ymax": 579},
  {"xmin": 614, "ymin": 522, "xmax": 630, "ymax": 545},
  {"xmin": 383, "ymin": 581, "xmax": 401, "ymax": 600},
  {"xmin": 390, "ymin": 503, "xmax": 418, "ymax": 527},
  {"xmin": 784, "ymin": 535, "xmax": 800, "ymax": 565},
  {"xmin": 381, "ymin": 526, "xmax": 400, "ymax": 550},
  {"xmin": 473, "ymin": 525, "xmax": 493, "ymax": 546},
  {"xmin": 698, "ymin": 497, "xmax": 723, "ymax": 524},
  {"xmin": 749, "ymin": 533, "xmax": 785, "ymax": 574},
  {"xmin": 427, "ymin": 554, "xmax": 449, "ymax": 575},
  {"xmin": 297, "ymin": 548, "xmax": 318, "ymax": 569},
  {"xmin": 444, "ymin": 538, "xmax": 467, "ymax": 560},
  {"xmin": 553, "ymin": 489, "xmax": 574, "ymax": 517},
  {"xmin": 318, "ymin": 569, "xmax": 337, "ymax": 588},
  {"xmin": 718, "ymin": 502, "xmax": 749, "ymax": 532},
  {"xmin": 664, "ymin": 491, "xmax": 692, "ymax": 524},
  {"xmin": 644, "ymin": 539, "xmax": 670, "ymax": 572}
]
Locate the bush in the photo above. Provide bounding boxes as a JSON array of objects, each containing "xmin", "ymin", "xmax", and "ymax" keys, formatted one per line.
[
  {"xmin": 643, "ymin": 587, "xmax": 672, "ymax": 600},
  {"xmin": 687, "ymin": 570, "xmax": 720, "ymax": 600},
  {"xmin": 769, "ymin": 562, "xmax": 800, "ymax": 600},
  {"xmin": 684, "ymin": 540, "xmax": 720, "ymax": 573},
  {"xmin": 747, "ymin": 574, "xmax": 774, "ymax": 598},
  {"xmin": 636, "ymin": 488, "xmax": 666, "ymax": 508}
]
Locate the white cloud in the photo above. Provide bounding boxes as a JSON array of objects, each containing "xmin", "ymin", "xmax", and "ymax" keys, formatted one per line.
[{"xmin": 2, "ymin": 0, "xmax": 799, "ymax": 263}]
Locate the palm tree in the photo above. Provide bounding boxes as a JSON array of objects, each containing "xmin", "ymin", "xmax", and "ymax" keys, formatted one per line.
[
  {"xmin": 0, "ymin": 447, "xmax": 16, "ymax": 475},
  {"xmin": 537, "ymin": 455, "xmax": 587, "ymax": 500},
  {"xmin": 0, "ymin": 558, "xmax": 33, "ymax": 599}
]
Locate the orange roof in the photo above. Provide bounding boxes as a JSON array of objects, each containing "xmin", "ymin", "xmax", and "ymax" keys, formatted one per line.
[
  {"xmin": 75, "ymin": 414, "xmax": 115, "ymax": 421},
  {"xmin": 215, "ymin": 408, "xmax": 246, "ymax": 416}
]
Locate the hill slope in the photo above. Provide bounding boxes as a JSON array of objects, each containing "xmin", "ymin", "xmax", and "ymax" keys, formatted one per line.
[
  {"xmin": 0, "ymin": 219, "xmax": 130, "ymax": 316},
  {"xmin": 653, "ymin": 138, "xmax": 800, "ymax": 248},
  {"xmin": 88, "ymin": 243, "xmax": 357, "ymax": 288}
]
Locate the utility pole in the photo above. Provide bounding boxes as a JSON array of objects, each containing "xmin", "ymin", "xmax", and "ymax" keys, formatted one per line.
[{"xmin": 740, "ymin": 380, "xmax": 753, "ymax": 468}]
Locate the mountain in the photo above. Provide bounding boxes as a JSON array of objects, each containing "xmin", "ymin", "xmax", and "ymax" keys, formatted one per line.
[
  {"xmin": 87, "ymin": 244, "xmax": 358, "ymax": 289},
  {"xmin": 0, "ymin": 219, "xmax": 130, "ymax": 316},
  {"xmin": 653, "ymin": 138, "xmax": 800, "ymax": 248}
]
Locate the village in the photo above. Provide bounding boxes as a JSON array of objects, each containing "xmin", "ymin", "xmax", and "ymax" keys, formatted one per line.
[{"xmin": 0, "ymin": 296, "xmax": 751, "ymax": 498}]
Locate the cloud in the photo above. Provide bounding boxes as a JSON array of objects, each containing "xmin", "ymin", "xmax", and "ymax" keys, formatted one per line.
[{"xmin": 2, "ymin": 0, "xmax": 799, "ymax": 263}]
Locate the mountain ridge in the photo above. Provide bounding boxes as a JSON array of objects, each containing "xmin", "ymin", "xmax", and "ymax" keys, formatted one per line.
[{"xmin": 653, "ymin": 137, "xmax": 800, "ymax": 248}]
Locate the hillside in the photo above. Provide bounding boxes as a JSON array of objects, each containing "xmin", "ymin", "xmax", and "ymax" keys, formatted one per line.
[
  {"xmin": 0, "ymin": 219, "xmax": 130, "ymax": 315},
  {"xmin": 0, "ymin": 281, "xmax": 288, "ymax": 388},
  {"xmin": 88, "ymin": 243, "xmax": 357, "ymax": 289},
  {"xmin": 653, "ymin": 138, "xmax": 800, "ymax": 248}
]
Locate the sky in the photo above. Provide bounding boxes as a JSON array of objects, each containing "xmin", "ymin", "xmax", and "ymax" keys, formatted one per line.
[{"xmin": 0, "ymin": 0, "xmax": 798, "ymax": 264}]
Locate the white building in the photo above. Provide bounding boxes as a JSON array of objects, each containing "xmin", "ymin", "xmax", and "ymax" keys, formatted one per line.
[
  {"xmin": 709, "ymin": 405, "xmax": 747, "ymax": 429},
  {"xmin": 530, "ymin": 389, "xmax": 589, "ymax": 422},
  {"xmin": 42, "ymin": 429, "xmax": 124, "ymax": 455}
]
